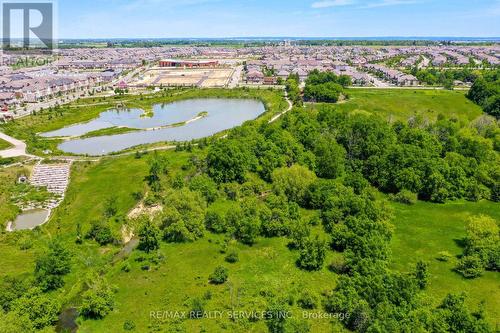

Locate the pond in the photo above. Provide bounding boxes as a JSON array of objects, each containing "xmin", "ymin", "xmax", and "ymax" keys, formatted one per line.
[
  {"xmin": 11, "ymin": 209, "xmax": 50, "ymax": 230},
  {"xmin": 42, "ymin": 98, "xmax": 266, "ymax": 156}
]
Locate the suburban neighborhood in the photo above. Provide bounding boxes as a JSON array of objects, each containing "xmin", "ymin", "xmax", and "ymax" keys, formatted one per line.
[{"xmin": 1, "ymin": 43, "xmax": 499, "ymax": 121}]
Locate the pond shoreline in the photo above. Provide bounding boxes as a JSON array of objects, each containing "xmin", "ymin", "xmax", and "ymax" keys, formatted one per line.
[
  {"xmin": 6, "ymin": 208, "xmax": 51, "ymax": 232},
  {"xmin": 41, "ymin": 111, "xmax": 209, "ymax": 141},
  {"xmin": 48, "ymin": 98, "xmax": 266, "ymax": 156}
]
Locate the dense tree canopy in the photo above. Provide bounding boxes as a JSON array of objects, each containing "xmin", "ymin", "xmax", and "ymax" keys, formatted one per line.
[
  {"xmin": 161, "ymin": 188, "xmax": 206, "ymax": 242},
  {"xmin": 468, "ymin": 70, "xmax": 500, "ymax": 118},
  {"xmin": 80, "ymin": 274, "xmax": 116, "ymax": 319},
  {"xmin": 303, "ymin": 70, "xmax": 351, "ymax": 103},
  {"xmin": 34, "ymin": 238, "xmax": 71, "ymax": 291}
]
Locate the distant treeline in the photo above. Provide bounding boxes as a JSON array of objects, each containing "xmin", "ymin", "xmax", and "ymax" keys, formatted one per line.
[{"xmin": 56, "ymin": 39, "xmax": 500, "ymax": 48}]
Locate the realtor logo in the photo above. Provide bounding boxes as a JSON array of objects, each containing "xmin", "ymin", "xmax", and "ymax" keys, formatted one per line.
[{"xmin": 1, "ymin": 1, "xmax": 55, "ymax": 51}]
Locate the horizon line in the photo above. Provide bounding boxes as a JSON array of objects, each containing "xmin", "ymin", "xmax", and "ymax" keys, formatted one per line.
[{"xmin": 54, "ymin": 36, "xmax": 500, "ymax": 41}]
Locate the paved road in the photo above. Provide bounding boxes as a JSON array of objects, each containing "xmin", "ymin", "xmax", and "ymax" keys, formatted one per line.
[
  {"xmin": 364, "ymin": 72, "xmax": 390, "ymax": 87},
  {"xmin": 228, "ymin": 65, "xmax": 243, "ymax": 88}
]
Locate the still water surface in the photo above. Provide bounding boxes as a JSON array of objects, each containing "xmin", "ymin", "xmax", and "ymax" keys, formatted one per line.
[{"xmin": 42, "ymin": 99, "xmax": 265, "ymax": 156}]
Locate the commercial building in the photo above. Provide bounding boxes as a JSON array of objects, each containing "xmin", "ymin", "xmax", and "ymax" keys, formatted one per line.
[{"xmin": 159, "ymin": 59, "xmax": 218, "ymax": 68}]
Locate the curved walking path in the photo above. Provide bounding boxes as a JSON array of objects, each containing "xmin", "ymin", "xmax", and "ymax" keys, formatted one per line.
[
  {"xmin": 0, "ymin": 131, "xmax": 37, "ymax": 158},
  {"xmin": 269, "ymin": 91, "xmax": 293, "ymax": 123}
]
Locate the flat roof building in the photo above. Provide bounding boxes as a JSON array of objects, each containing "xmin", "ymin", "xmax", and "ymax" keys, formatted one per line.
[{"xmin": 159, "ymin": 59, "xmax": 218, "ymax": 68}]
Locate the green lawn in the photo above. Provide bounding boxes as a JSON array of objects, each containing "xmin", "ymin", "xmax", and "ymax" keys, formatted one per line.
[
  {"xmin": 0, "ymin": 137, "xmax": 12, "ymax": 150},
  {"xmin": 333, "ymin": 89, "xmax": 483, "ymax": 122},
  {"xmin": 391, "ymin": 200, "xmax": 500, "ymax": 326}
]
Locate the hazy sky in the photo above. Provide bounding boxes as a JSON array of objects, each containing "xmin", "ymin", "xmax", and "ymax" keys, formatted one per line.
[{"xmin": 54, "ymin": 0, "xmax": 500, "ymax": 38}]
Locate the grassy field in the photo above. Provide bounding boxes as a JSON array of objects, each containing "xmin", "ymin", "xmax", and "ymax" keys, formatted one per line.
[
  {"xmin": 391, "ymin": 200, "xmax": 500, "ymax": 326},
  {"xmin": 331, "ymin": 88, "xmax": 484, "ymax": 122},
  {"xmin": 80, "ymin": 234, "xmax": 339, "ymax": 332},
  {"xmin": 0, "ymin": 137, "xmax": 13, "ymax": 150}
]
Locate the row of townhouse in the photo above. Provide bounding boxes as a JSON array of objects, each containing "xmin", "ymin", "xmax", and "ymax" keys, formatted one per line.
[
  {"xmin": 364, "ymin": 64, "xmax": 419, "ymax": 86},
  {"xmin": 0, "ymin": 71, "xmax": 118, "ymax": 104},
  {"xmin": 442, "ymin": 51, "xmax": 470, "ymax": 65},
  {"xmin": 54, "ymin": 58, "xmax": 141, "ymax": 70},
  {"xmin": 337, "ymin": 68, "xmax": 374, "ymax": 86},
  {"xmin": 246, "ymin": 56, "xmax": 373, "ymax": 86},
  {"xmin": 471, "ymin": 52, "xmax": 500, "ymax": 65},
  {"xmin": 0, "ymin": 92, "xmax": 19, "ymax": 106}
]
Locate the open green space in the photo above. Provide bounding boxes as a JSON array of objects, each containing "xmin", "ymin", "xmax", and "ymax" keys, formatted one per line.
[
  {"xmin": 391, "ymin": 200, "xmax": 500, "ymax": 325},
  {"xmin": 0, "ymin": 87, "xmax": 498, "ymax": 332},
  {"xmin": 330, "ymin": 88, "xmax": 484, "ymax": 121}
]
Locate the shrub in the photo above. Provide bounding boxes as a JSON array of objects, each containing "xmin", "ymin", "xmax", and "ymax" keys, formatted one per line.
[
  {"xmin": 390, "ymin": 190, "xmax": 418, "ymax": 205},
  {"xmin": 205, "ymin": 210, "xmax": 227, "ymax": 234},
  {"xmin": 11, "ymin": 288, "xmax": 60, "ymax": 330},
  {"xmin": 225, "ymin": 251, "xmax": 239, "ymax": 263},
  {"xmin": 272, "ymin": 165, "xmax": 317, "ymax": 205},
  {"xmin": 189, "ymin": 297, "xmax": 205, "ymax": 319},
  {"xmin": 415, "ymin": 260, "xmax": 429, "ymax": 289},
  {"xmin": 456, "ymin": 255, "xmax": 485, "ymax": 279},
  {"xmin": 189, "ymin": 175, "xmax": 219, "ymax": 203},
  {"xmin": 137, "ymin": 219, "xmax": 160, "ymax": 253},
  {"xmin": 18, "ymin": 235, "xmax": 33, "ymax": 250},
  {"xmin": 203, "ymin": 291, "xmax": 212, "ymax": 300},
  {"xmin": 464, "ymin": 215, "xmax": 499, "ymax": 271},
  {"xmin": 34, "ymin": 238, "xmax": 71, "ymax": 291},
  {"xmin": 161, "ymin": 189, "xmax": 206, "ymax": 242},
  {"xmin": 297, "ymin": 237, "xmax": 327, "ymax": 271},
  {"xmin": 328, "ymin": 256, "xmax": 348, "ymax": 274},
  {"xmin": 103, "ymin": 195, "xmax": 118, "ymax": 217},
  {"xmin": 223, "ymin": 183, "xmax": 240, "ymax": 200},
  {"xmin": 209, "ymin": 266, "xmax": 228, "ymax": 284},
  {"xmin": 143, "ymin": 195, "xmax": 157, "ymax": 207},
  {"xmin": 298, "ymin": 290, "xmax": 318, "ymax": 309},
  {"xmin": 121, "ymin": 262, "xmax": 131, "ymax": 272},
  {"xmin": 123, "ymin": 320, "xmax": 136, "ymax": 331},
  {"xmin": 86, "ymin": 221, "xmax": 114, "ymax": 245},
  {"xmin": 232, "ymin": 215, "xmax": 261, "ymax": 245},
  {"xmin": 437, "ymin": 251, "xmax": 453, "ymax": 262}
]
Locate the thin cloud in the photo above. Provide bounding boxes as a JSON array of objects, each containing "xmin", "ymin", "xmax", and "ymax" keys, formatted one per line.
[
  {"xmin": 311, "ymin": 0, "xmax": 354, "ymax": 9},
  {"xmin": 361, "ymin": 0, "xmax": 419, "ymax": 8},
  {"xmin": 122, "ymin": 0, "xmax": 221, "ymax": 11}
]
